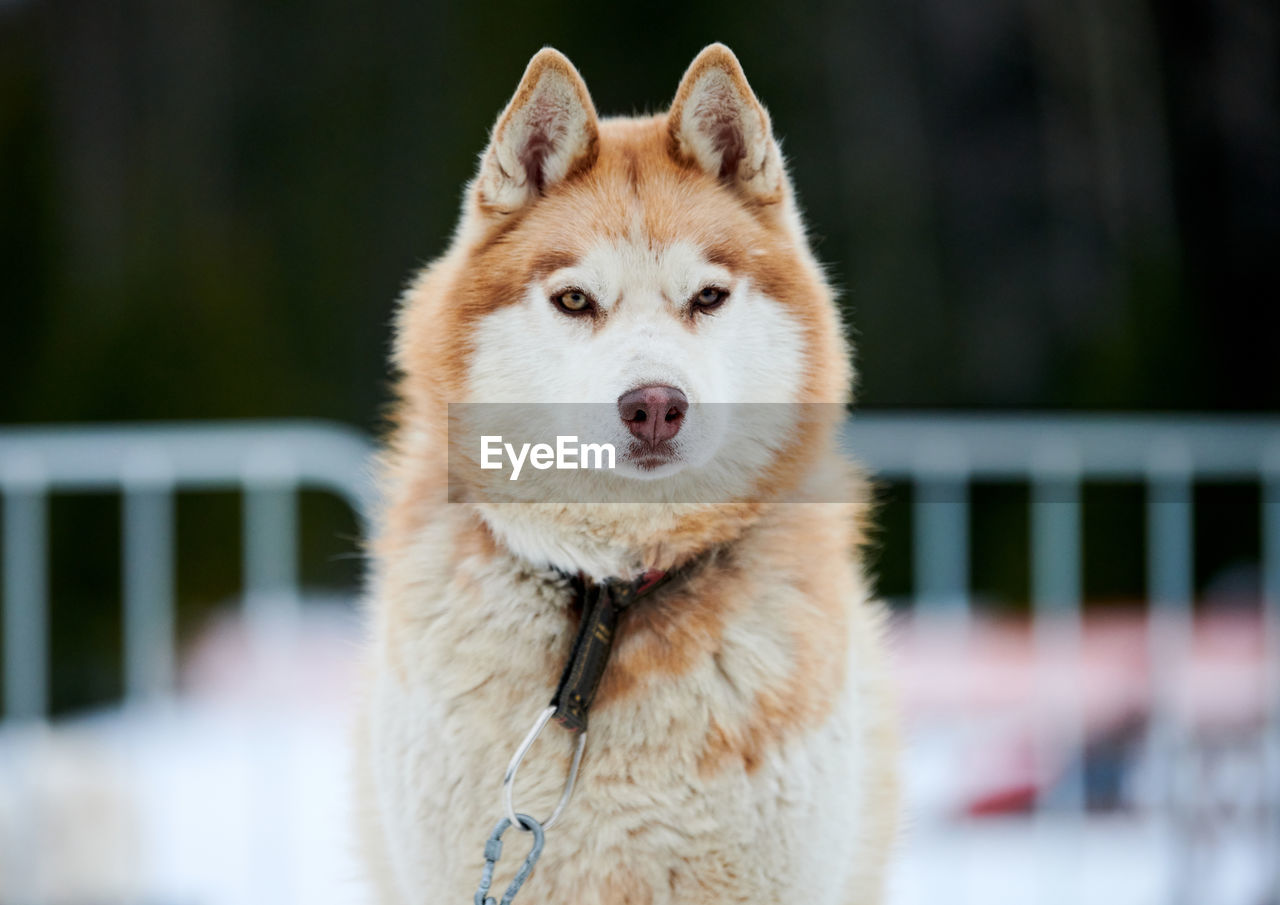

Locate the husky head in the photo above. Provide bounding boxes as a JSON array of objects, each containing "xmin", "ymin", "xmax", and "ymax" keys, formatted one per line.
[{"xmin": 390, "ymin": 45, "xmax": 854, "ymax": 577}]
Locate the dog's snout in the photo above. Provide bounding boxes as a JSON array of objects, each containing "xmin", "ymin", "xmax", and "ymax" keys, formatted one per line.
[{"xmin": 617, "ymin": 385, "xmax": 688, "ymax": 445}]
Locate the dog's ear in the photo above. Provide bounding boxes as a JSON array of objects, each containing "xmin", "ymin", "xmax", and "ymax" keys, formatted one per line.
[
  {"xmin": 668, "ymin": 44, "xmax": 785, "ymax": 204},
  {"xmin": 475, "ymin": 48, "xmax": 599, "ymax": 213}
]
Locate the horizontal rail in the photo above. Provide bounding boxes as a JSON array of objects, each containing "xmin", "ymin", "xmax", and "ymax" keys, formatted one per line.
[
  {"xmin": 0, "ymin": 420, "xmax": 378, "ymax": 522},
  {"xmin": 8, "ymin": 414, "xmax": 1277, "ymax": 493},
  {"xmin": 845, "ymin": 412, "xmax": 1280, "ymax": 479}
]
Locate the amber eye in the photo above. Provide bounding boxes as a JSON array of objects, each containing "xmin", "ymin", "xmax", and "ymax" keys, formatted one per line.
[
  {"xmin": 692, "ymin": 286, "xmax": 728, "ymax": 311},
  {"xmin": 554, "ymin": 289, "xmax": 593, "ymax": 314}
]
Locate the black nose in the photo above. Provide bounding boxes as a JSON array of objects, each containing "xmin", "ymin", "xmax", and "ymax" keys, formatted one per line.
[{"xmin": 617, "ymin": 385, "xmax": 688, "ymax": 445}]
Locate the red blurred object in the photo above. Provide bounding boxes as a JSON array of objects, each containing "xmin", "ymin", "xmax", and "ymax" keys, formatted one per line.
[{"xmin": 890, "ymin": 607, "xmax": 1269, "ymax": 818}]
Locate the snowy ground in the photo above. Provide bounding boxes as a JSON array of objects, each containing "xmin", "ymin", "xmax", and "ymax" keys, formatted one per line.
[{"xmin": 0, "ymin": 602, "xmax": 1273, "ymax": 905}]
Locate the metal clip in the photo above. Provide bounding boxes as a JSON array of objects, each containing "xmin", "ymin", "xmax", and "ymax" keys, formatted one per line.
[
  {"xmin": 502, "ymin": 704, "xmax": 586, "ymax": 831},
  {"xmin": 473, "ymin": 814, "xmax": 545, "ymax": 905}
]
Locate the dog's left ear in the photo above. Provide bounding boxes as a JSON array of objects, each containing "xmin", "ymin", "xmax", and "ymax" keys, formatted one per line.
[
  {"xmin": 476, "ymin": 48, "xmax": 599, "ymax": 214},
  {"xmin": 668, "ymin": 44, "xmax": 785, "ymax": 203}
]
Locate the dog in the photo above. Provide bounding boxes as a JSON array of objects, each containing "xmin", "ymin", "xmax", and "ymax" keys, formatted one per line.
[{"xmin": 355, "ymin": 44, "xmax": 898, "ymax": 904}]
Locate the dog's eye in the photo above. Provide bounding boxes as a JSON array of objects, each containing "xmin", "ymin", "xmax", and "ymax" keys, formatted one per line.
[
  {"xmin": 692, "ymin": 286, "xmax": 728, "ymax": 312},
  {"xmin": 553, "ymin": 289, "xmax": 594, "ymax": 315}
]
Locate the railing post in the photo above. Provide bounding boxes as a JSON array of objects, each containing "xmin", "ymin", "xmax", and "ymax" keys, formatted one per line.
[
  {"xmin": 241, "ymin": 446, "xmax": 301, "ymax": 905},
  {"xmin": 912, "ymin": 441, "xmax": 974, "ymax": 905},
  {"xmin": 122, "ymin": 449, "xmax": 176, "ymax": 706},
  {"xmin": 1145, "ymin": 441, "xmax": 1195, "ymax": 905},
  {"xmin": 242, "ymin": 448, "xmax": 301, "ymax": 633},
  {"xmin": 913, "ymin": 441, "xmax": 971, "ymax": 627},
  {"xmin": 1263, "ymin": 444, "xmax": 1280, "ymax": 901},
  {"xmin": 1031, "ymin": 444, "xmax": 1084, "ymax": 905},
  {"xmin": 1032, "ymin": 445, "xmax": 1085, "ymax": 808},
  {"xmin": 3, "ymin": 453, "xmax": 49, "ymax": 722}
]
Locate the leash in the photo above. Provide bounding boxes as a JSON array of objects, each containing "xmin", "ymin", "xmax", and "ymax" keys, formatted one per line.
[{"xmin": 471, "ymin": 567, "xmax": 674, "ymax": 905}]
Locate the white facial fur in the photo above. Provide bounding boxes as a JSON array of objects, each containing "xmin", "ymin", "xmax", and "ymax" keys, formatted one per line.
[{"xmin": 465, "ymin": 236, "xmax": 808, "ymax": 487}]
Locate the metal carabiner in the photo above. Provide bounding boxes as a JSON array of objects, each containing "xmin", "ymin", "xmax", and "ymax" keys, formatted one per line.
[
  {"xmin": 502, "ymin": 705, "xmax": 586, "ymax": 832},
  {"xmin": 473, "ymin": 814, "xmax": 545, "ymax": 905}
]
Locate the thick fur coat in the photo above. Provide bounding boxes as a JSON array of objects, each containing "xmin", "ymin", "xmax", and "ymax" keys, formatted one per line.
[{"xmin": 356, "ymin": 44, "xmax": 898, "ymax": 905}]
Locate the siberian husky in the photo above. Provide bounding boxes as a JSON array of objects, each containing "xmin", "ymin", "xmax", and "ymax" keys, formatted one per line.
[{"xmin": 357, "ymin": 44, "xmax": 898, "ymax": 904}]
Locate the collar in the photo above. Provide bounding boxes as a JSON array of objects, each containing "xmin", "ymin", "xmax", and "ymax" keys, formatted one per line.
[{"xmin": 548, "ymin": 561, "xmax": 697, "ymax": 733}]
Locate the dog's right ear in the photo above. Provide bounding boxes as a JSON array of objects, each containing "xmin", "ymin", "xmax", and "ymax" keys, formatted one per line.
[
  {"xmin": 475, "ymin": 49, "xmax": 599, "ymax": 214},
  {"xmin": 668, "ymin": 44, "xmax": 785, "ymax": 204}
]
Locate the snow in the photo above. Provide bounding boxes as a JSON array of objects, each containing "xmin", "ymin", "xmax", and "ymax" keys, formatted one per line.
[{"xmin": 1, "ymin": 603, "xmax": 1273, "ymax": 905}]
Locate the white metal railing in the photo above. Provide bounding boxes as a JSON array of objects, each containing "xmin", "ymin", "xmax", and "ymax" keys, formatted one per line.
[
  {"xmin": 1, "ymin": 414, "xmax": 1278, "ymax": 905},
  {"xmin": 842, "ymin": 412, "xmax": 1280, "ymax": 905},
  {"xmin": 0, "ymin": 420, "xmax": 376, "ymax": 721}
]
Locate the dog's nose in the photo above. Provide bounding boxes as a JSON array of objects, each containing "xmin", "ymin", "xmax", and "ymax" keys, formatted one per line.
[{"xmin": 617, "ymin": 385, "xmax": 688, "ymax": 445}]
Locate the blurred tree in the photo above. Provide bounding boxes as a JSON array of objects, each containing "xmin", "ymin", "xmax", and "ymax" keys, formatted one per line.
[{"xmin": 1, "ymin": 0, "xmax": 1275, "ymax": 423}]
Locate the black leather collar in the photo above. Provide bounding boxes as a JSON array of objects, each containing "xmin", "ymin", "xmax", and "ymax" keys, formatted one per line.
[{"xmin": 548, "ymin": 567, "xmax": 682, "ymax": 733}]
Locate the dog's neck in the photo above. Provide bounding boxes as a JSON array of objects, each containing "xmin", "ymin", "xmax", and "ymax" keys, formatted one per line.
[{"xmin": 475, "ymin": 500, "xmax": 760, "ymax": 582}]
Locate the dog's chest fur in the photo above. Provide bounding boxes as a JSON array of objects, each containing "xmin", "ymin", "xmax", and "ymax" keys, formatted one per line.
[{"xmin": 358, "ymin": 507, "xmax": 895, "ymax": 905}]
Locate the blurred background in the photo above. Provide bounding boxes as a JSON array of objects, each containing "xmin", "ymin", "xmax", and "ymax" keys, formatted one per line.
[{"xmin": 0, "ymin": 0, "xmax": 1277, "ymax": 903}]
